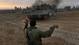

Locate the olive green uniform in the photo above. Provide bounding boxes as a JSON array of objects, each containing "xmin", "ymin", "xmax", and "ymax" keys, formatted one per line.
[{"xmin": 26, "ymin": 26, "xmax": 55, "ymax": 45}]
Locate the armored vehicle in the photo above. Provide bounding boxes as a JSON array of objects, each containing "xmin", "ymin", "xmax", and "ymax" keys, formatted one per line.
[{"xmin": 25, "ymin": 0, "xmax": 60, "ymax": 20}]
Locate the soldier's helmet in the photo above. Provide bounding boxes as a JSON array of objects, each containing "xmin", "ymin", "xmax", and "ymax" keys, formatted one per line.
[{"xmin": 30, "ymin": 19, "xmax": 36, "ymax": 27}]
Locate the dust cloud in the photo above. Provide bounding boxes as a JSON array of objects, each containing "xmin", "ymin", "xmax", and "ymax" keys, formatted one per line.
[{"xmin": 33, "ymin": 0, "xmax": 62, "ymax": 6}]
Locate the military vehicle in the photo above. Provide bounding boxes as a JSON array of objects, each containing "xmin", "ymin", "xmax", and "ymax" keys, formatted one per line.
[{"xmin": 25, "ymin": 0, "xmax": 60, "ymax": 20}]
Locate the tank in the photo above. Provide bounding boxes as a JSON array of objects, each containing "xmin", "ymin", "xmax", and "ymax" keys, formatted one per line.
[{"xmin": 26, "ymin": 0, "xmax": 60, "ymax": 20}]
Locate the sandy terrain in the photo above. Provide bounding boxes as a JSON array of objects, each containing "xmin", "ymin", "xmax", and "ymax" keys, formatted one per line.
[{"xmin": 0, "ymin": 11, "xmax": 79, "ymax": 45}]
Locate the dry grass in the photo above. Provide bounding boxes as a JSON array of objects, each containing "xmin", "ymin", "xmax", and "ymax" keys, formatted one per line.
[{"xmin": 0, "ymin": 11, "xmax": 79, "ymax": 45}]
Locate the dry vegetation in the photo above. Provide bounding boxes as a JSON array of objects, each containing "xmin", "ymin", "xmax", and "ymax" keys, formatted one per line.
[{"xmin": 0, "ymin": 11, "xmax": 79, "ymax": 45}]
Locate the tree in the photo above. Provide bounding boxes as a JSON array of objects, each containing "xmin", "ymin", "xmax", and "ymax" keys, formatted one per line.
[
  {"xmin": 14, "ymin": 6, "xmax": 22, "ymax": 13},
  {"xmin": 14, "ymin": 6, "xmax": 18, "ymax": 10}
]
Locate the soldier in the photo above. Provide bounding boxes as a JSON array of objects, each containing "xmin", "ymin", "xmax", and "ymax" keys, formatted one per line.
[
  {"xmin": 24, "ymin": 15, "xmax": 37, "ymax": 30},
  {"xmin": 26, "ymin": 19, "xmax": 58, "ymax": 45}
]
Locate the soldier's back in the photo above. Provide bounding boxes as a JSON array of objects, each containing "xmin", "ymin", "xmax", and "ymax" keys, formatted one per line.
[{"xmin": 26, "ymin": 26, "xmax": 42, "ymax": 45}]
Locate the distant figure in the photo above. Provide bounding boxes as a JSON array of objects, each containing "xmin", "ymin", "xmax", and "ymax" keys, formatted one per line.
[{"xmin": 26, "ymin": 19, "xmax": 58, "ymax": 45}]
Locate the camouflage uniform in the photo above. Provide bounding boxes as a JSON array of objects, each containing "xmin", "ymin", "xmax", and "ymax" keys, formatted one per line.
[{"xmin": 26, "ymin": 26, "xmax": 56, "ymax": 45}]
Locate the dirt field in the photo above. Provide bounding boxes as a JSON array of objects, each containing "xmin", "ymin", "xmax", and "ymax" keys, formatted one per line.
[{"xmin": 0, "ymin": 11, "xmax": 79, "ymax": 45}]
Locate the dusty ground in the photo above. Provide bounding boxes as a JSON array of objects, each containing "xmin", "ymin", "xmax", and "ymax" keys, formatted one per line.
[{"xmin": 0, "ymin": 11, "xmax": 79, "ymax": 45}]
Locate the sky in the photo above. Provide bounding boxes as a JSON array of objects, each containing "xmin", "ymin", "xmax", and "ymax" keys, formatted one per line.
[
  {"xmin": 58, "ymin": 0, "xmax": 79, "ymax": 8},
  {"xmin": 0, "ymin": 0, "xmax": 79, "ymax": 9},
  {"xmin": 0, "ymin": 0, "xmax": 35, "ymax": 9}
]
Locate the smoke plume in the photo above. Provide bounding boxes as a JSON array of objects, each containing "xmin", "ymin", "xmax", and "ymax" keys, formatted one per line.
[{"xmin": 33, "ymin": 0, "xmax": 61, "ymax": 6}]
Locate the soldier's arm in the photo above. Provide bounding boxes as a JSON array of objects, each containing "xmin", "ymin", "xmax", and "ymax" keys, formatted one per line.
[{"xmin": 39, "ymin": 25, "xmax": 58, "ymax": 37}]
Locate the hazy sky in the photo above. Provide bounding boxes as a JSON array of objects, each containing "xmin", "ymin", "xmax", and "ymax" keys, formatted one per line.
[
  {"xmin": 0, "ymin": 0, "xmax": 35, "ymax": 9},
  {"xmin": 0, "ymin": 0, "xmax": 79, "ymax": 9},
  {"xmin": 58, "ymin": 0, "xmax": 79, "ymax": 8}
]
